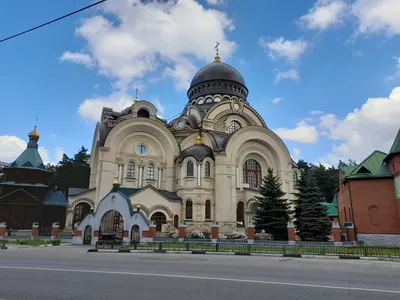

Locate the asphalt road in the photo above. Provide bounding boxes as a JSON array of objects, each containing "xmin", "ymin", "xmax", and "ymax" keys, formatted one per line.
[{"xmin": 0, "ymin": 245, "xmax": 400, "ymax": 300}]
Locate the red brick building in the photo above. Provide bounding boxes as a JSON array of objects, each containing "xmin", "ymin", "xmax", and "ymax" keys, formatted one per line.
[{"xmin": 337, "ymin": 130, "xmax": 400, "ymax": 246}]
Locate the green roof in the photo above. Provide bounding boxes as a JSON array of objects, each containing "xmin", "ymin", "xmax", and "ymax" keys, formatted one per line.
[
  {"xmin": 43, "ymin": 191, "xmax": 68, "ymax": 207},
  {"xmin": 320, "ymin": 201, "xmax": 338, "ymax": 217},
  {"xmin": 118, "ymin": 185, "xmax": 182, "ymax": 201},
  {"xmin": 10, "ymin": 144, "xmax": 46, "ymax": 170},
  {"xmin": 0, "ymin": 181, "xmax": 48, "ymax": 188},
  {"xmin": 341, "ymin": 151, "xmax": 392, "ymax": 181},
  {"xmin": 384, "ymin": 129, "xmax": 400, "ymax": 162}
]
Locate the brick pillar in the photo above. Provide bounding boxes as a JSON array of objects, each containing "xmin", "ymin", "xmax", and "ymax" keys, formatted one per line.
[
  {"xmin": 346, "ymin": 223, "xmax": 356, "ymax": 241},
  {"xmin": 178, "ymin": 222, "xmax": 186, "ymax": 242},
  {"xmin": 211, "ymin": 221, "xmax": 219, "ymax": 243},
  {"xmin": 0, "ymin": 222, "xmax": 6, "ymax": 239},
  {"xmin": 91, "ymin": 229, "xmax": 99, "ymax": 245},
  {"xmin": 51, "ymin": 222, "xmax": 60, "ymax": 240},
  {"xmin": 31, "ymin": 222, "xmax": 39, "ymax": 239},
  {"xmin": 149, "ymin": 222, "xmax": 157, "ymax": 238},
  {"xmin": 123, "ymin": 229, "xmax": 130, "ymax": 244},
  {"xmin": 72, "ymin": 223, "xmax": 83, "ymax": 245},
  {"xmin": 287, "ymin": 221, "xmax": 296, "ymax": 245},
  {"xmin": 332, "ymin": 221, "xmax": 342, "ymax": 246},
  {"xmin": 247, "ymin": 221, "xmax": 255, "ymax": 244}
]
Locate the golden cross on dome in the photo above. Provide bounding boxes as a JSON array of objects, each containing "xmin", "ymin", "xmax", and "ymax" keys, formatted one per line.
[
  {"xmin": 135, "ymin": 87, "xmax": 139, "ymax": 98},
  {"xmin": 214, "ymin": 41, "xmax": 221, "ymax": 62}
]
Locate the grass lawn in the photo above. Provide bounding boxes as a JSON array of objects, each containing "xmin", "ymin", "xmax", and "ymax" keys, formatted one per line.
[{"xmin": 3, "ymin": 239, "xmax": 61, "ymax": 247}]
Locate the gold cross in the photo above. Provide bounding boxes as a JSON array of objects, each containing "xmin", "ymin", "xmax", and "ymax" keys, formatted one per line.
[{"xmin": 215, "ymin": 41, "xmax": 220, "ymax": 56}]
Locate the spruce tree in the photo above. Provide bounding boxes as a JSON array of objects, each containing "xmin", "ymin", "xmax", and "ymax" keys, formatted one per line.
[
  {"xmin": 294, "ymin": 171, "xmax": 331, "ymax": 241},
  {"xmin": 254, "ymin": 168, "xmax": 290, "ymax": 240}
]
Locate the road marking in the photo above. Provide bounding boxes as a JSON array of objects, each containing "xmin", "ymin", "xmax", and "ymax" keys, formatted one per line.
[{"xmin": 0, "ymin": 265, "xmax": 399, "ymax": 294}]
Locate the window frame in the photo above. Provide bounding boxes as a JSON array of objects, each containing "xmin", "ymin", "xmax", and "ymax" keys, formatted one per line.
[
  {"xmin": 147, "ymin": 164, "xmax": 155, "ymax": 179},
  {"xmin": 243, "ymin": 159, "xmax": 262, "ymax": 188}
]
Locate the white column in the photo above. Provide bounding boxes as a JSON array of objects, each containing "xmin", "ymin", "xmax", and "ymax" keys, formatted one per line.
[
  {"xmin": 120, "ymin": 165, "xmax": 124, "ymax": 185},
  {"xmin": 157, "ymin": 168, "xmax": 162, "ymax": 188},
  {"xmin": 138, "ymin": 167, "xmax": 143, "ymax": 187},
  {"xmin": 180, "ymin": 165, "xmax": 183, "ymax": 186},
  {"xmin": 236, "ymin": 166, "xmax": 240, "ymax": 188},
  {"xmin": 118, "ymin": 165, "xmax": 123, "ymax": 183},
  {"xmin": 197, "ymin": 163, "xmax": 201, "ymax": 186}
]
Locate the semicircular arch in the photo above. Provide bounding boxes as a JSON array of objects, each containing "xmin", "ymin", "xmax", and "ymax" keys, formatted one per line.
[{"xmin": 148, "ymin": 204, "xmax": 174, "ymax": 219}]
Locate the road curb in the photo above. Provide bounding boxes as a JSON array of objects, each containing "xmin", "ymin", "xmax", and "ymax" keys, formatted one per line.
[{"xmin": 89, "ymin": 249, "xmax": 400, "ymax": 262}]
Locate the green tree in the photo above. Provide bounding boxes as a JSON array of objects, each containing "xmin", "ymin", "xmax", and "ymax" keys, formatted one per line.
[
  {"xmin": 254, "ymin": 168, "xmax": 291, "ymax": 240},
  {"xmin": 51, "ymin": 147, "xmax": 91, "ymax": 191},
  {"xmin": 294, "ymin": 171, "xmax": 331, "ymax": 241}
]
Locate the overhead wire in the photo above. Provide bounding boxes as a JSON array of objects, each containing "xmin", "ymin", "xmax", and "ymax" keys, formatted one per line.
[{"xmin": 0, "ymin": 0, "xmax": 107, "ymax": 43}]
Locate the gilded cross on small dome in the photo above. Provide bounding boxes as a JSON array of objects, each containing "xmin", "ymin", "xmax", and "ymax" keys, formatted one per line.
[
  {"xmin": 214, "ymin": 41, "xmax": 221, "ymax": 62},
  {"xmin": 134, "ymin": 87, "xmax": 139, "ymax": 103}
]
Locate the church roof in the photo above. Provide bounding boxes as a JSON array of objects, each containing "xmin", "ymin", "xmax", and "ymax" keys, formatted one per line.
[
  {"xmin": 0, "ymin": 181, "xmax": 48, "ymax": 188},
  {"xmin": 10, "ymin": 147, "xmax": 46, "ymax": 170},
  {"xmin": 341, "ymin": 150, "xmax": 392, "ymax": 181},
  {"xmin": 384, "ymin": 129, "xmax": 400, "ymax": 162},
  {"xmin": 43, "ymin": 191, "xmax": 68, "ymax": 207},
  {"xmin": 10, "ymin": 126, "xmax": 47, "ymax": 171},
  {"xmin": 117, "ymin": 186, "xmax": 182, "ymax": 201},
  {"xmin": 178, "ymin": 144, "xmax": 214, "ymax": 162}
]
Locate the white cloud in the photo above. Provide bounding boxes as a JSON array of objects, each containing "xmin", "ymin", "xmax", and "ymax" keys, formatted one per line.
[
  {"xmin": 207, "ymin": 0, "xmax": 223, "ymax": 5},
  {"xmin": 299, "ymin": 0, "xmax": 348, "ymax": 31},
  {"xmin": 63, "ymin": 0, "xmax": 236, "ymax": 92},
  {"xmin": 274, "ymin": 121, "xmax": 319, "ymax": 143},
  {"xmin": 271, "ymin": 97, "xmax": 283, "ymax": 104},
  {"xmin": 259, "ymin": 37, "xmax": 308, "ymax": 62},
  {"xmin": 153, "ymin": 98, "xmax": 165, "ymax": 119},
  {"xmin": 54, "ymin": 147, "xmax": 65, "ymax": 163},
  {"xmin": 320, "ymin": 86, "xmax": 400, "ymax": 164},
  {"xmin": 59, "ymin": 51, "xmax": 94, "ymax": 67},
  {"xmin": 352, "ymin": 0, "xmax": 400, "ymax": 36},
  {"xmin": 293, "ymin": 148, "xmax": 301, "ymax": 158},
  {"xmin": 310, "ymin": 110, "xmax": 324, "ymax": 115},
  {"xmin": 385, "ymin": 56, "xmax": 400, "ymax": 81},
  {"xmin": 274, "ymin": 69, "xmax": 299, "ymax": 84},
  {"xmin": 78, "ymin": 91, "xmax": 134, "ymax": 121},
  {"xmin": 352, "ymin": 49, "xmax": 363, "ymax": 57},
  {"xmin": 50, "ymin": 134, "xmax": 57, "ymax": 138},
  {"xmin": 0, "ymin": 136, "xmax": 27, "ymax": 163},
  {"xmin": 0, "ymin": 135, "xmax": 56, "ymax": 165}
]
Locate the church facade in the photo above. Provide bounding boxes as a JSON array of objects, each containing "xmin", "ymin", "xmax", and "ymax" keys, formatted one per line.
[{"xmin": 66, "ymin": 54, "xmax": 300, "ymax": 234}]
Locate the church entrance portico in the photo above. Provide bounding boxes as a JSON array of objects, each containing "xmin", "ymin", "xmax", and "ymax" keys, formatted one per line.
[{"xmin": 73, "ymin": 187, "xmax": 151, "ymax": 245}]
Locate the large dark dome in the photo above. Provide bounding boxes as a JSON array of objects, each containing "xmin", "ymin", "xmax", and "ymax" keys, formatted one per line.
[
  {"xmin": 190, "ymin": 62, "xmax": 246, "ymax": 87},
  {"xmin": 187, "ymin": 60, "xmax": 248, "ymax": 102}
]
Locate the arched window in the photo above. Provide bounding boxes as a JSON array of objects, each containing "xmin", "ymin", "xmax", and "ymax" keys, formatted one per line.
[
  {"xmin": 186, "ymin": 200, "xmax": 193, "ymax": 219},
  {"xmin": 187, "ymin": 161, "xmax": 194, "ymax": 177},
  {"xmin": 368, "ymin": 205, "xmax": 380, "ymax": 228},
  {"xmin": 127, "ymin": 162, "xmax": 135, "ymax": 177},
  {"xmin": 150, "ymin": 212, "xmax": 167, "ymax": 232},
  {"xmin": 147, "ymin": 164, "xmax": 155, "ymax": 179},
  {"xmin": 237, "ymin": 201, "xmax": 245, "ymax": 227},
  {"xmin": 174, "ymin": 215, "xmax": 179, "ymax": 229},
  {"xmin": 243, "ymin": 159, "xmax": 262, "ymax": 188},
  {"xmin": 137, "ymin": 109, "xmax": 150, "ymax": 118},
  {"xmin": 205, "ymin": 200, "xmax": 211, "ymax": 220},
  {"xmin": 228, "ymin": 121, "xmax": 241, "ymax": 133},
  {"xmin": 204, "ymin": 161, "xmax": 211, "ymax": 177},
  {"xmin": 293, "ymin": 172, "xmax": 298, "ymax": 183}
]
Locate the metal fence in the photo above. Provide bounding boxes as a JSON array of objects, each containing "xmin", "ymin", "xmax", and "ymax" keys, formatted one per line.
[{"xmin": 94, "ymin": 241, "xmax": 400, "ymax": 258}]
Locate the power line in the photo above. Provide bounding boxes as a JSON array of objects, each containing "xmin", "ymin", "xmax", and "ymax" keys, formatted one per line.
[{"xmin": 0, "ymin": 0, "xmax": 107, "ymax": 43}]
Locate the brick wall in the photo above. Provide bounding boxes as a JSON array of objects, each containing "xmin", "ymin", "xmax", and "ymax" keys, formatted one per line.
[{"xmin": 338, "ymin": 176, "xmax": 400, "ymax": 235}]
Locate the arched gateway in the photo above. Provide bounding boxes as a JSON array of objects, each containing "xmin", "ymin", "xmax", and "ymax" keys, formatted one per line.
[{"xmin": 73, "ymin": 183, "xmax": 151, "ymax": 245}]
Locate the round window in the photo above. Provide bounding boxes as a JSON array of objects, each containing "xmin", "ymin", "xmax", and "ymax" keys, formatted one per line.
[
  {"xmin": 233, "ymin": 103, "xmax": 240, "ymax": 110},
  {"xmin": 137, "ymin": 145, "xmax": 146, "ymax": 154},
  {"xmin": 177, "ymin": 121, "xmax": 185, "ymax": 128}
]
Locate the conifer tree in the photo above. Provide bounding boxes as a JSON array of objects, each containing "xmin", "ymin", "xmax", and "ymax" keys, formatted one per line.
[
  {"xmin": 254, "ymin": 168, "xmax": 290, "ymax": 240},
  {"xmin": 294, "ymin": 171, "xmax": 331, "ymax": 241}
]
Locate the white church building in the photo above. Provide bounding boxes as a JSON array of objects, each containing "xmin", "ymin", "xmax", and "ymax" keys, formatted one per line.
[{"xmin": 66, "ymin": 52, "xmax": 300, "ymax": 236}]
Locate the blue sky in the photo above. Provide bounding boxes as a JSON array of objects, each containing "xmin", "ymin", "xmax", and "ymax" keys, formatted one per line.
[{"xmin": 1, "ymin": 0, "xmax": 400, "ymax": 167}]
